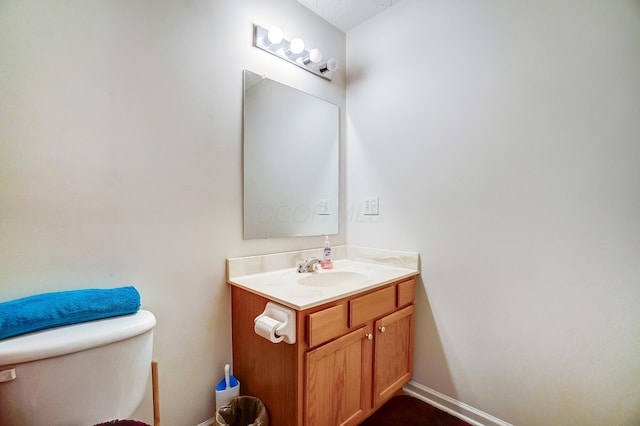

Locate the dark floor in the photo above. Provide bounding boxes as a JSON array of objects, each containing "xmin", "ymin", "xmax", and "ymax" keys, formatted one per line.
[{"xmin": 359, "ymin": 395, "xmax": 472, "ymax": 426}]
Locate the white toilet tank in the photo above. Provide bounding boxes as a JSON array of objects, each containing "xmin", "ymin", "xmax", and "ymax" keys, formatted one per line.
[{"xmin": 0, "ymin": 310, "xmax": 156, "ymax": 426}]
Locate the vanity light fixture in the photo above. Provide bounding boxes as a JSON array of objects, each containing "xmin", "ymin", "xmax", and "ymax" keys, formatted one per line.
[{"xmin": 253, "ymin": 24, "xmax": 339, "ymax": 81}]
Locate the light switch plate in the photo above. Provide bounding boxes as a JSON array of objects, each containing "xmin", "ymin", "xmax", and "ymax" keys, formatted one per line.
[
  {"xmin": 364, "ymin": 196, "xmax": 379, "ymax": 215},
  {"xmin": 318, "ymin": 199, "xmax": 329, "ymax": 215}
]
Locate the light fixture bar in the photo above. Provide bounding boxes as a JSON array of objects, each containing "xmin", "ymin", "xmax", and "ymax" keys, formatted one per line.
[{"xmin": 253, "ymin": 24, "xmax": 337, "ymax": 81}]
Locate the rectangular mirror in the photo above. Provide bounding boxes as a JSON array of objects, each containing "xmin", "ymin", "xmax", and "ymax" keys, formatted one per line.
[{"xmin": 243, "ymin": 70, "xmax": 339, "ymax": 239}]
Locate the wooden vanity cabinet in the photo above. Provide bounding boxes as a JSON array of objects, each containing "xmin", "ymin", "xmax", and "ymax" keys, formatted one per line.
[{"xmin": 231, "ymin": 277, "xmax": 416, "ymax": 426}]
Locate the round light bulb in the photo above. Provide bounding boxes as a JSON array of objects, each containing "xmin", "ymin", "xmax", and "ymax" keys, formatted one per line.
[
  {"xmin": 309, "ymin": 48, "xmax": 323, "ymax": 63},
  {"xmin": 289, "ymin": 37, "xmax": 305, "ymax": 55},
  {"xmin": 326, "ymin": 58, "xmax": 339, "ymax": 71},
  {"xmin": 267, "ymin": 26, "xmax": 283, "ymax": 44},
  {"xmin": 319, "ymin": 58, "xmax": 340, "ymax": 74}
]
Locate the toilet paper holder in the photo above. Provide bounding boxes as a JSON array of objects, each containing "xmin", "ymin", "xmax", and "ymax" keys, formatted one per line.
[{"xmin": 254, "ymin": 302, "xmax": 296, "ymax": 344}]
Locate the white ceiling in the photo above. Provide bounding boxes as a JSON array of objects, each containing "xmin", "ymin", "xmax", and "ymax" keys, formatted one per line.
[{"xmin": 296, "ymin": 0, "xmax": 406, "ymax": 32}]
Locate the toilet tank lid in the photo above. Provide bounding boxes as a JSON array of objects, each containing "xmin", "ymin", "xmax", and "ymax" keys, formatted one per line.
[{"xmin": 0, "ymin": 310, "xmax": 156, "ymax": 366}]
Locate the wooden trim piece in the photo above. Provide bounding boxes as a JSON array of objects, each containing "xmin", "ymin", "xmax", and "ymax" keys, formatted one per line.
[{"xmin": 152, "ymin": 360, "xmax": 160, "ymax": 426}]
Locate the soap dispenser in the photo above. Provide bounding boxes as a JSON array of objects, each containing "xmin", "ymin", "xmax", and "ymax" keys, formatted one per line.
[{"xmin": 321, "ymin": 236, "xmax": 333, "ymax": 269}]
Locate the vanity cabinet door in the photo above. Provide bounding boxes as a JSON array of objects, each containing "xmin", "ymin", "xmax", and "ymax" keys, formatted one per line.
[
  {"xmin": 372, "ymin": 304, "xmax": 415, "ymax": 407},
  {"xmin": 305, "ymin": 325, "xmax": 373, "ymax": 426}
]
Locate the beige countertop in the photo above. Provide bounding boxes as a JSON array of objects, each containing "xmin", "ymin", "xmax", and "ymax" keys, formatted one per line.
[{"xmin": 227, "ymin": 246, "xmax": 420, "ymax": 310}]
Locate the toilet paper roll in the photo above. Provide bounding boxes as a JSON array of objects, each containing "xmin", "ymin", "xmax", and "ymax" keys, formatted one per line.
[{"xmin": 254, "ymin": 316, "xmax": 285, "ymax": 343}]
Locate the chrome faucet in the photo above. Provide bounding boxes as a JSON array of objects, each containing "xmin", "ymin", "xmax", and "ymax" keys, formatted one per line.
[{"xmin": 297, "ymin": 257, "xmax": 321, "ymax": 273}]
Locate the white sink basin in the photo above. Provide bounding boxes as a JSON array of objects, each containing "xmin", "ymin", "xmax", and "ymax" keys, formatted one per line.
[{"xmin": 298, "ymin": 271, "xmax": 368, "ymax": 287}]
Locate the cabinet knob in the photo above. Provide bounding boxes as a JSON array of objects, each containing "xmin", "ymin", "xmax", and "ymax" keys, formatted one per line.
[
  {"xmin": 378, "ymin": 326, "xmax": 386, "ymax": 333},
  {"xmin": 366, "ymin": 333, "xmax": 373, "ymax": 340}
]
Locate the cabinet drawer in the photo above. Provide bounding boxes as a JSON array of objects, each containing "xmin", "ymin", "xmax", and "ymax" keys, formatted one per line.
[
  {"xmin": 307, "ymin": 304, "xmax": 348, "ymax": 348},
  {"xmin": 397, "ymin": 278, "xmax": 416, "ymax": 307},
  {"xmin": 349, "ymin": 286, "xmax": 396, "ymax": 327}
]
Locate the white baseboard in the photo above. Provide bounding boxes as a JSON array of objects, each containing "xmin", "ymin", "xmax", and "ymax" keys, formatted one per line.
[
  {"xmin": 196, "ymin": 418, "xmax": 215, "ymax": 426},
  {"xmin": 402, "ymin": 381, "xmax": 513, "ymax": 426}
]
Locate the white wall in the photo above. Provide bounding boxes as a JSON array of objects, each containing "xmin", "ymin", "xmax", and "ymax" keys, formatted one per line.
[
  {"xmin": 346, "ymin": 0, "xmax": 640, "ymax": 425},
  {"xmin": 3, "ymin": 0, "xmax": 639, "ymax": 424},
  {"xmin": 0, "ymin": 1, "xmax": 344, "ymax": 424}
]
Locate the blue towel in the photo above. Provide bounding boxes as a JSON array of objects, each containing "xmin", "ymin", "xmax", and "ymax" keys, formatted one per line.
[{"xmin": 0, "ymin": 286, "xmax": 141, "ymax": 340}]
